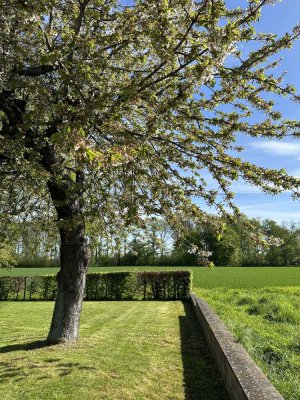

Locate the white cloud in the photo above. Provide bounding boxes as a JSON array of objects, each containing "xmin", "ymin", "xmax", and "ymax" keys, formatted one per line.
[
  {"xmin": 195, "ymin": 195, "xmax": 300, "ymax": 222},
  {"xmin": 293, "ymin": 169, "xmax": 300, "ymax": 178},
  {"xmin": 240, "ymin": 200, "xmax": 296, "ymax": 211},
  {"xmin": 250, "ymin": 141, "xmax": 300, "ymax": 159},
  {"xmin": 230, "ymin": 182, "xmax": 263, "ymax": 194},
  {"xmin": 239, "ymin": 208, "xmax": 300, "ymax": 223}
]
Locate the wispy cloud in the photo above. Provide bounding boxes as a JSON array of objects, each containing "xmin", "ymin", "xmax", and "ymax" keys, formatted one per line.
[
  {"xmin": 293, "ymin": 169, "xmax": 300, "ymax": 178},
  {"xmin": 199, "ymin": 198, "xmax": 300, "ymax": 222},
  {"xmin": 230, "ymin": 182, "xmax": 263, "ymax": 194},
  {"xmin": 250, "ymin": 141, "xmax": 300, "ymax": 159},
  {"xmin": 194, "ymin": 170, "xmax": 264, "ymax": 194},
  {"xmin": 240, "ymin": 200, "xmax": 296, "ymax": 210},
  {"xmin": 239, "ymin": 208, "xmax": 300, "ymax": 223}
]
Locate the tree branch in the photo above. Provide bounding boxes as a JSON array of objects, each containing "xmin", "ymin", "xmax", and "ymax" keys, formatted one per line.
[{"xmin": 12, "ymin": 64, "xmax": 61, "ymax": 77}]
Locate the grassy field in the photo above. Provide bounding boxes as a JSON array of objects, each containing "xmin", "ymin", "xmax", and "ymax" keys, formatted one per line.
[
  {"xmin": 196, "ymin": 287, "xmax": 300, "ymax": 400},
  {"xmin": 0, "ymin": 301, "xmax": 228, "ymax": 400},
  {"xmin": 1, "ymin": 266, "xmax": 300, "ymax": 399},
  {"xmin": 1, "ymin": 266, "xmax": 300, "ymax": 288}
]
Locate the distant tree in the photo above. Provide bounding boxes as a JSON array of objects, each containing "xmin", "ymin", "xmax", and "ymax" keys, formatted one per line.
[
  {"xmin": 202, "ymin": 224, "xmax": 241, "ymax": 266},
  {"xmin": 261, "ymin": 220, "xmax": 300, "ymax": 265},
  {"xmin": 141, "ymin": 218, "xmax": 173, "ymax": 265},
  {"xmin": 0, "ymin": 242, "xmax": 16, "ymax": 269},
  {"xmin": 173, "ymin": 219, "xmax": 240, "ymax": 266},
  {"xmin": 1, "ymin": 0, "xmax": 300, "ymax": 343},
  {"xmin": 232, "ymin": 218, "xmax": 264, "ymax": 266}
]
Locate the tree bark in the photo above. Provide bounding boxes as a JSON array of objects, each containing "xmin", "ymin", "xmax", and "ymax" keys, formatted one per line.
[
  {"xmin": 47, "ymin": 222, "xmax": 89, "ymax": 344},
  {"xmin": 46, "ymin": 172, "xmax": 90, "ymax": 344}
]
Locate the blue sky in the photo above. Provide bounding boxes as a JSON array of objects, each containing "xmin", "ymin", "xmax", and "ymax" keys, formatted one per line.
[{"xmin": 204, "ymin": 0, "xmax": 300, "ymax": 223}]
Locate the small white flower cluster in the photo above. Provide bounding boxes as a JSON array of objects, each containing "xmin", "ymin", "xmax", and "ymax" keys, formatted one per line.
[
  {"xmin": 187, "ymin": 244, "xmax": 199, "ymax": 254},
  {"xmin": 197, "ymin": 257, "xmax": 214, "ymax": 268},
  {"xmin": 250, "ymin": 232, "xmax": 283, "ymax": 248},
  {"xmin": 196, "ymin": 250, "xmax": 213, "ymax": 258},
  {"xmin": 264, "ymin": 236, "xmax": 283, "ymax": 247},
  {"xmin": 188, "ymin": 245, "xmax": 214, "ymax": 267}
]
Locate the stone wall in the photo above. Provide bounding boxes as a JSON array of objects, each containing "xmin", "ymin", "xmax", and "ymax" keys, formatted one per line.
[{"xmin": 190, "ymin": 293, "xmax": 284, "ymax": 400}]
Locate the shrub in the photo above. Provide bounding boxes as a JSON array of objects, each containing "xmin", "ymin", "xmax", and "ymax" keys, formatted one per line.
[
  {"xmin": 0, "ymin": 270, "xmax": 192, "ymax": 301},
  {"xmin": 0, "ymin": 275, "xmax": 57, "ymax": 301},
  {"xmin": 16, "ymin": 257, "xmax": 58, "ymax": 268},
  {"xmin": 86, "ymin": 272, "xmax": 137, "ymax": 300},
  {"xmin": 0, "ymin": 243, "xmax": 16, "ymax": 269},
  {"xmin": 137, "ymin": 271, "xmax": 192, "ymax": 300}
]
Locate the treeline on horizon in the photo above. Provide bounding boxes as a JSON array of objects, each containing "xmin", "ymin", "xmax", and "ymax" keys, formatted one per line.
[{"xmin": 3, "ymin": 216, "xmax": 300, "ymax": 268}]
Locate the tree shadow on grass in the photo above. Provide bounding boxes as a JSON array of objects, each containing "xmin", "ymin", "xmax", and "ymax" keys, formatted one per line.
[
  {"xmin": 179, "ymin": 302, "xmax": 229, "ymax": 400},
  {"xmin": 0, "ymin": 340, "xmax": 49, "ymax": 353},
  {"xmin": 0, "ymin": 348, "xmax": 97, "ymax": 384}
]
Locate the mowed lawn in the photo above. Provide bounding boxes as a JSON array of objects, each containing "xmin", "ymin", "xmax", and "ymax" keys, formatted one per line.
[
  {"xmin": 1, "ymin": 266, "xmax": 300, "ymax": 288},
  {"xmin": 0, "ymin": 301, "xmax": 228, "ymax": 400},
  {"xmin": 1, "ymin": 266, "xmax": 300, "ymax": 399}
]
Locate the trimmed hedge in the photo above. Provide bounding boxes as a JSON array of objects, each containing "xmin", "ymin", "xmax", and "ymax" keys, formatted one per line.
[
  {"xmin": 0, "ymin": 270, "xmax": 192, "ymax": 301},
  {"xmin": 0, "ymin": 276, "xmax": 57, "ymax": 301}
]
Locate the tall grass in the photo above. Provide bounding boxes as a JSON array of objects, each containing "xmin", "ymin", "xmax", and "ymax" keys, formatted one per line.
[{"xmin": 196, "ymin": 287, "xmax": 300, "ymax": 400}]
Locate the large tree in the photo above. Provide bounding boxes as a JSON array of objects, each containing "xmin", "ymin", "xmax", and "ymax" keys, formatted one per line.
[{"xmin": 1, "ymin": 0, "xmax": 299, "ymax": 343}]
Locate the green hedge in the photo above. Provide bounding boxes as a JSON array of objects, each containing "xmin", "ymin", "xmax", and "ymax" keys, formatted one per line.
[{"xmin": 0, "ymin": 270, "xmax": 192, "ymax": 301}]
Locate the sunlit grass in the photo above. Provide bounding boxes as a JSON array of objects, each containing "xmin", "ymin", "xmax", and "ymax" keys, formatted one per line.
[
  {"xmin": 1, "ymin": 266, "xmax": 300, "ymax": 289},
  {"xmin": 1, "ymin": 266, "xmax": 300, "ymax": 399},
  {"xmin": 0, "ymin": 301, "xmax": 228, "ymax": 400},
  {"xmin": 196, "ymin": 287, "xmax": 300, "ymax": 400}
]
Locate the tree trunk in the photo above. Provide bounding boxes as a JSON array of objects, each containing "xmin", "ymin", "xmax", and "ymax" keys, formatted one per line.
[
  {"xmin": 46, "ymin": 170, "xmax": 90, "ymax": 344},
  {"xmin": 47, "ymin": 222, "xmax": 89, "ymax": 344}
]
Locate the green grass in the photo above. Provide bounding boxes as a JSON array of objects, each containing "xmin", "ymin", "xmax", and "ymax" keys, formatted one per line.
[
  {"xmin": 0, "ymin": 301, "xmax": 228, "ymax": 400},
  {"xmin": 195, "ymin": 287, "xmax": 300, "ymax": 400},
  {"xmin": 2, "ymin": 266, "xmax": 300, "ymax": 398},
  {"xmin": 2, "ymin": 266, "xmax": 300, "ymax": 288}
]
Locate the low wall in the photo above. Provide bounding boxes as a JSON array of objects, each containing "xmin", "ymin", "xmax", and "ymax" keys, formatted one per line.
[{"xmin": 190, "ymin": 293, "xmax": 284, "ymax": 400}]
